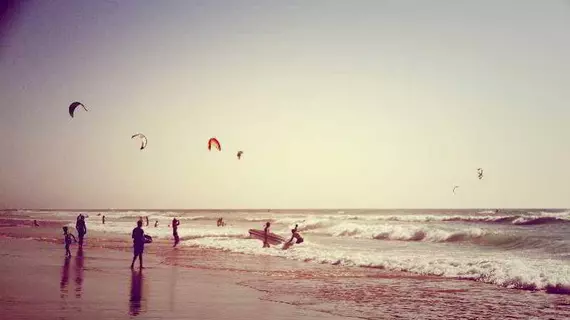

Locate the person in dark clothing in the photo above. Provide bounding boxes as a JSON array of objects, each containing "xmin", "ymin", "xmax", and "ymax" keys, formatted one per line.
[
  {"xmin": 286, "ymin": 224, "xmax": 304, "ymax": 245},
  {"xmin": 63, "ymin": 226, "xmax": 77, "ymax": 257},
  {"xmin": 76, "ymin": 214, "xmax": 87, "ymax": 247},
  {"xmin": 172, "ymin": 218, "xmax": 180, "ymax": 247},
  {"xmin": 263, "ymin": 222, "xmax": 271, "ymax": 248},
  {"xmin": 131, "ymin": 220, "xmax": 145, "ymax": 269}
]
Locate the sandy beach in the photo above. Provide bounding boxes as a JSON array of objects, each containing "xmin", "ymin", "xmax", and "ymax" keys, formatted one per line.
[
  {"xmin": 0, "ymin": 235, "xmax": 350, "ymax": 320},
  {"xmin": 1, "ymin": 214, "xmax": 570, "ymax": 320}
]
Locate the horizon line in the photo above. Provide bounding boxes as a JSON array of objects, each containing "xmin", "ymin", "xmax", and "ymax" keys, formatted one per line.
[{"xmin": 1, "ymin": 207, "xmax": 567, "ymax": 212}]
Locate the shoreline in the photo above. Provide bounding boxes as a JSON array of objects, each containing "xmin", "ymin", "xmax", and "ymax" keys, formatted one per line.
[
  {"xmin": 0, "ymin": 236, "xmax": 351, "ymax": 320},
  {"xmin": 1, "ymin": 215, "xmax": 570, "ymax": 319}
]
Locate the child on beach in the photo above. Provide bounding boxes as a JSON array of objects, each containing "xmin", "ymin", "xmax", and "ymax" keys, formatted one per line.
[
  {"xmin": 130, "ymin": 220, "xmax": 145, "ymax": 269},
  {"xmin": 62, "ymin": 226, "xmax": 77, "ymax": 257},
  {"xmin": 263, "ymin": 222, "xmax": 271, "ymax": 248}
]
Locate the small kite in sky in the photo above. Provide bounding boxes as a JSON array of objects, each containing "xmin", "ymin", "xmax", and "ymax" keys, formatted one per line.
[
  {"xmin": 69, "ymin": 102, "xmax": 88, "ymax": 118},
  {"xmin": 208, "ymin": 138, "xmax": 221, "ymax": 151},
  {"xmin": 131, "ymin": 133, "xmax": 148, "ymax": 150}
]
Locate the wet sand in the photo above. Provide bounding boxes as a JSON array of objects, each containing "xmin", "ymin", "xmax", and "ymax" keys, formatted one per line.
[{"xmin": 0, "ymin": 237, "xmax": 348, "ymax": 320}]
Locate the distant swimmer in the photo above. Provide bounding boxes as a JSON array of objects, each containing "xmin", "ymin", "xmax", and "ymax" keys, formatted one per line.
[
  {"xmin": 76, "ymin": 215, "xmax": 87, "ymax": 247},
  {"xmin": 154, "ymin": 220, "xmax": 158, "ymax": 228},
  {"xmin": 33, "ymin": 220, "xmax": 39, "ymax": 227},
  {"xmin": 130, "ymin": 220, "xmax": 145, "ymax": 269},
  {"xmin": 263, "ymin": 222, "xmax": 271, "ymax": 248},
  {"xmin": 62, "ymin": 226, "xmax": 77, "ymax": 257},
  {"xmin": 172, "ymin": 218, "xmax": 180, "ymax": 247},
  {"xmin": 217, "ymin": 218, "xmax": 226, "ymax": 227},
  {"xmin": 286, "ymin": 224, "xmax": 304, "ymax": 245},
  {"xmin": 102, "ymin": 215, "xmax": 105, "ymax": 224}
]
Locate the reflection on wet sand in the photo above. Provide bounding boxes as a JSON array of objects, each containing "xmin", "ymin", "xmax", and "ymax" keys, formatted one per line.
[
  {"xmin": 129, "ymin": 270, "xmax": 145, "ymax": 316},
  {"xmin": 60, "ymin": 256, "xmax": 71, "ymax": 299},
  {"xmin": 74, "ymin": 247, "xmax": 84, "ymax": 298}
]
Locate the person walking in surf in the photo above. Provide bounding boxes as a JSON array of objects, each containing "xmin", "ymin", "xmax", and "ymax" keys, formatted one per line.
[
  {"xmin": 286, "ymin": 224, "xmax": 304, "ymax": 245},
  {"xmin": 172, "ymin": 218, "xmax": 180, "ymax": 247},
  {"xmin": 263, "ymin": 222, "xmax": 271, "ymax": 248},
  {"xmin": 76, "ymin": 214, "xmax": 87, "ymax": 247}
]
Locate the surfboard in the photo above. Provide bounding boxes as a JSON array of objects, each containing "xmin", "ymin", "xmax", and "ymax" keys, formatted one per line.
[
  {"xmin": 144, "ymin": 235, "xmax": 153, "ymax": 244},
  {"xmin": 248, "ymin": 229, "xmax": 286, "ymax": 245}
]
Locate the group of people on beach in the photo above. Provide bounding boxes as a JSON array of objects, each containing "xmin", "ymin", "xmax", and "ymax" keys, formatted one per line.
[{"xmin": 60, "ymin": 214, "xmax": 303, "ymax": 269}]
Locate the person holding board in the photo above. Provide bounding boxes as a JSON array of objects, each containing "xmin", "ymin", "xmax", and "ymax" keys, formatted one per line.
[{"xmin": 263, "ymin": 222, "xmax": 271, "ymax": 248}]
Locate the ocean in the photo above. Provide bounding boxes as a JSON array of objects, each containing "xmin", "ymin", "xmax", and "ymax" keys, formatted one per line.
[
  {"xmin": 8, "ymin": 208, "xmax": 570, "ymax": 293},
  {"xmin": 2, "ymin": 208, "xmax": 570, "ymax": 319}
]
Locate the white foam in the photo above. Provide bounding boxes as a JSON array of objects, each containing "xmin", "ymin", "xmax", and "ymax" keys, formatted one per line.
[{"xmin": 185, "ymin": 237, "xmax": 570, "ymax": 292}]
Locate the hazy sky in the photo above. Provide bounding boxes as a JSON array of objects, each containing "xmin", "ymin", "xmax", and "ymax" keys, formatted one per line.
[{"xmin": 1, "ymin": 0, "xmax": 569, "ymax": 209}]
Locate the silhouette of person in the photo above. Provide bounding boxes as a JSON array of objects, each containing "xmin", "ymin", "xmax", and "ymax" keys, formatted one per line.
[
  {"xmin": 286, "ymin": 224, "xmax": 304, "ymax": 245},
  {"xmin": 172, "ymin": 218, "xmax": 180, "ymax": 247},
  {"xmin": 76, "ymin": 215, "xmax": 87, "ymax": 247},
  {"xmin": 131, "ymin": 220, "xmax": 145, "ymax": 269},
  {"xmin": 33, "ymin": 220, "xmax": 39, "ymax": 227},
  {"xmin": 263, "ymin": 222, "xmax": 271, "ymax": 248},
  {"xmin": 154, "ymin": 220, "xmax": 158, "ymax": 228},
  {"xmin": 63, "ymin": 226, "xmax": 77, "ymax": 257}
]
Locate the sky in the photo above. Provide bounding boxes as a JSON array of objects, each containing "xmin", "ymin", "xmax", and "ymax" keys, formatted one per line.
[{"xmin": 1, "ymin": 0, "xmax": 569, "ymax": 209}]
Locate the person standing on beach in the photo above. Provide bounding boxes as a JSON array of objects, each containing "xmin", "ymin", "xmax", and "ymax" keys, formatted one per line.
[
  {"xmin": 130, "ymin": 220, "xmax": 145, "ymax": 269},
  {"xmin": 145, "ymin": 216, "xmax": 149, "ymax": 227},
  {"xmin": 76, "ymin": 215, "xmax": 87, "ymax": 247},
  {"xmin": 172, "ymin": 218, "xmax": 180, "ymax": 247},
  {"xmin": 63, "ymin": 226, "xmax": 77, "ymax": 257},
  {"xmin": 154, "ymin": 220, "xmax": 158, "ymax": 227},
  {"xmin": 263, "ymin": 222, "xmax": 271, "ymax": 248},
  {"xmin": 102, "ymin": 215, "xmax": 105, "ymax": 224}
]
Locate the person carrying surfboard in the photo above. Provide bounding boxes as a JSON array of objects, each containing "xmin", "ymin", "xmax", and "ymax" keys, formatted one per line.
[
  {"xmin": 286, "ymin": 224, "xmax": 304, "ymax": 245},
  {"xmin": 263, "ymin": 222, "xmax": 271, "ymax": 248}
]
